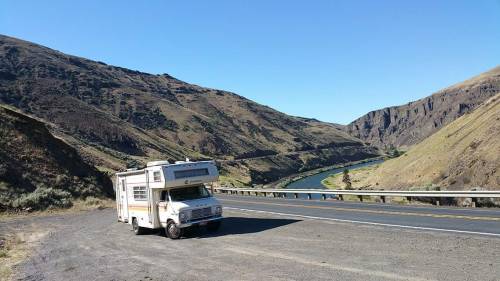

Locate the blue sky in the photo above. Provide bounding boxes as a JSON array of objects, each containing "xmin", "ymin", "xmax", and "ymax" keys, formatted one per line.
[{"xmin": 1, "ymin": 1, "xmax": 499, "ymax": 124}]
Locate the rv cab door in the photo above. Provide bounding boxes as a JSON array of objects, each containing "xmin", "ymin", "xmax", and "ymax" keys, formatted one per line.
[{"xmin": 158, "ymin": 190, "xmax": 169, "ymax": 225}]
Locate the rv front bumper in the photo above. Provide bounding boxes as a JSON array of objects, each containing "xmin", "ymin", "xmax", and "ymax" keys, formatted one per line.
[{"xmin": 178, "ymin": 215, "xmax": 222, "ymax": 228}]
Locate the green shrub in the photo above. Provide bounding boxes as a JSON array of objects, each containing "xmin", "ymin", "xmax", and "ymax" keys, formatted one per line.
[
  {"xmin": 84, "ymin": 196, "xmax": 102, "ymax": 206},
  {"xmin": 12, "ymin": 187, "xmax": 73, "ymax": 210}
]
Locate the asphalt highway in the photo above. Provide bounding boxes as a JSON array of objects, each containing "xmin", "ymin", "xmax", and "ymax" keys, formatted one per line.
[{"xmin": 217, "ymin": 194, "xmax": 500, "ymax": 237}]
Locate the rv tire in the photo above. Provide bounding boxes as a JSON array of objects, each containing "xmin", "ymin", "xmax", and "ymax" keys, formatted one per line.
[
  {"xmin": 166, "ymin": 221, "xmax": 183, "ymax": 239},
  {"xmin": 132, "ymin": 218, "xmax": 145, "ymax": 235}
]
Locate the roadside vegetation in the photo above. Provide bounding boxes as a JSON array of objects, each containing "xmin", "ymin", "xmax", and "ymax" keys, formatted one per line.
[
  {"xmin": 0, "ymin": 197, "xmax": 115, "ymax": 221},
  {"xmin": 0, "ymin": 232, "xmax": 30, "ymax": 281}
]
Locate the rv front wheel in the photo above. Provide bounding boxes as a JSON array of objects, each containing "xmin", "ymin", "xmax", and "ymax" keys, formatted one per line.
[
  {"xmin": 132, "ymin": 218, "xmax": 145, "ymax": 235},
  {"xmin": 166, "ymin": 221, "xmax": 183, "ymax": 239}
]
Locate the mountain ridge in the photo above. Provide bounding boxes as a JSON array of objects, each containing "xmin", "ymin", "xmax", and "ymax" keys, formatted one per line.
[
  {"xmin": 333, "ymin": 93, "xmax": 500, "ymax": 191},
  {"xmin": 0, "ymin": 34, "xmax": 379, "ymax": 185},
  {"xmin": 346, "ymin": 66, "xmax": 500, "ymax": 148}
]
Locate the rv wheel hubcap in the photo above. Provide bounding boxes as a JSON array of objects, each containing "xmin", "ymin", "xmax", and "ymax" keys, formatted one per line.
[{"xmin": 168, "ymin": 224, "xmax": 179, "ymax": 236}]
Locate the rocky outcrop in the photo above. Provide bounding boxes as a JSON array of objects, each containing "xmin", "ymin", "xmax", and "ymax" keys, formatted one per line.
[{"xmin": 346, "ymin": 66, "xmax": 500, "ymax": 148}]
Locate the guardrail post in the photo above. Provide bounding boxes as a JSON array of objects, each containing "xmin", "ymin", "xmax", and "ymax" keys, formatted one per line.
[
  {"xmin": 381, "ymin": 196, "xmax": 386, "ymax": 203},
  {"xmin": 358, "ymin": 195, "xmax": 363, "ymax": 202},
  {"xmin": 435, "ymin": 200, "xmax": 440, "ymax": 206},
  {"xmin": 471, "ymin": 198, "xmax": 477, "ymax": 208},
  {"xmin": 294, "ymin": 193, "xmax": 298, "ymax": 199},
  {"xmin": 406, "ymin": 196, "xmax": 412, "ymax": 203},
  {"xmin": 322, "ymin": 194, "xmax": 326, "ymax": 200},
  {"xmin": 247, "ymin": 191, "xmax": 251, "ymax": 196},
  {"xmin": 339, "ymin": 195, "xmax": 344, "ymax": 201},
  {"xmin": 307, "ymin": 193, "xmax": 312, "ymax": 200}
]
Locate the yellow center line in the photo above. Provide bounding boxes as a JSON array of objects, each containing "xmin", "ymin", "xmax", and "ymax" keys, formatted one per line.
[{"xmin": 220, "ymin": 198, "xmax": 500, "ymax": 221}]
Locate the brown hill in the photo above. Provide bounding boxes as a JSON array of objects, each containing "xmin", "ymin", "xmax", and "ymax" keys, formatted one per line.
[
  {"xmin": 0, "ymin": 34, "xmax": 379, "ymax": 185},
  {"xmin": 346, "ymin": 66, "xmax": 500, "ymax": 149},
  {"xmin": 0, "ymin": 105, "xmax": 113, "ymax": 211},
  {"xmin": 332, "ymin": 94, "xmax": 500, "ymax": 190}
]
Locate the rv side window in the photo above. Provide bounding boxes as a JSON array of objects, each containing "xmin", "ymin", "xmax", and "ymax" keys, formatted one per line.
[
  {"xmin": 153, "ymin": 171, "xmax": 161, "ymax": 182},
  {"xmin": 174, "ymin": 168, "xmax": 209, "ymax": 179},
  {"xmin": 133, "ymin": 186, "xmax": 147, "ymax": 200}
]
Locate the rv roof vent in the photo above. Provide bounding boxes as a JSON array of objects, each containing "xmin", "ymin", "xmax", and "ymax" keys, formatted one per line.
[
  {"xmin": 175, "ymin": 157, "xmax": 191, "ymax": 164},
  {"xmin": 146, "ymin": 160, "xmax": 171, "ymax": 167}
]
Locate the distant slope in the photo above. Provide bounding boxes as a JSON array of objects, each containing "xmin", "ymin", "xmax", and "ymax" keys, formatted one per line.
[
  {"xmin": 349, "ymin": 94, "xmax": 500, "ymax": 190},
  {"xmin": 0, "ymin": 106, "xmax": 113, "ymax": 210},
  {"xmin": 346, "ymin": 66, "xmax": 500, "ymax": 149},
  {"xmin": 0, "ymin": 34, "xmax": 379, "ymax": 184}
]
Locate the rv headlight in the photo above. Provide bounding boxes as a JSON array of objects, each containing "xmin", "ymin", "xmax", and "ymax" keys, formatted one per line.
[
  {"xmin": 179, "ymin": 211, "xmax": 188, "ymax": 223},
  {"xmin": 215, "ymin": 206, "xmax": 222, "ymax": 215}
]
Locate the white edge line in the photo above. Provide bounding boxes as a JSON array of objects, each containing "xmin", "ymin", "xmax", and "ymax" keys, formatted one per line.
[{"xmin": 224, "ymin": 207, "xmax": 500, "ymax": 238}]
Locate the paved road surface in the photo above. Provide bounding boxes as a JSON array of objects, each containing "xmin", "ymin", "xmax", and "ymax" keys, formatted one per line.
[
  {"xmin": 4, "ymin": 196, "xmax": 500, "ymax": 281},
  {"xmin": 218, "ymin": 194, "xmax": 500, "ymax": 236}
]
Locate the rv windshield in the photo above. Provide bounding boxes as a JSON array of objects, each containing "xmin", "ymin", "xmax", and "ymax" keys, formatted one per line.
[{"xmin": 169, "ymin": 185, "xmax": 211, "ymax": 202}]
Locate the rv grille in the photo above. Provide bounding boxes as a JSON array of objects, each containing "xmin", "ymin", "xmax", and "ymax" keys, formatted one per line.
[{"xmin": 191, "ymin": 207, "xmax": 212, "ymax": 220}]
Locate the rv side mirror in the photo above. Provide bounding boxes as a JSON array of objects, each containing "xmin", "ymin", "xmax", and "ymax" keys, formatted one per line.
[{"xmin": 160, "ymin": 190, "xmax": 168, "ymax": 202}]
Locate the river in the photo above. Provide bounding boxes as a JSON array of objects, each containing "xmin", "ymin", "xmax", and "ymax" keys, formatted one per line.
[{"xmin": 284, "ymin": 159, "xmax": 383, "ymax": 199}]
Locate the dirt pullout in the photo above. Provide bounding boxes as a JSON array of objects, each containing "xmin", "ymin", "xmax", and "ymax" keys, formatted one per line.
[{"xmin": 3, "ymin": 208, "xmax": 499, "ymax": 281}]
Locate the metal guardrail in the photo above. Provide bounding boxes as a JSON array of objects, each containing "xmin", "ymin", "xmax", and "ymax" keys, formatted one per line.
[{"xmin": 215, "ymin": 187, "xmax": 500, "ymax": 206}]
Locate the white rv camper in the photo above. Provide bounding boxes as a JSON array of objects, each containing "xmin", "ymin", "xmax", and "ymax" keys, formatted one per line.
[{"xmin": 115, "ymin": 160, "xmax": 222, "ymax": 239}]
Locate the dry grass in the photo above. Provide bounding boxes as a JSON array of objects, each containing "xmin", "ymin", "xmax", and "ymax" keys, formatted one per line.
[
  {"xmin": 0, "ymin": 233, "xmax": 26, "ymax": 281},
  {"xmin": 0, "ymin": 230, "xmax": 48, "ymax": 281},
  {"xmin": 321, "ymin": 165, "xmax": 380, "ymax": 189},
  {"xmin": 347, "ymin": 94, "xmax": 500, "ymax": 190},
  {"xmin": 0, "ymin": 197, "xmax": 115, "ymax": 222}
]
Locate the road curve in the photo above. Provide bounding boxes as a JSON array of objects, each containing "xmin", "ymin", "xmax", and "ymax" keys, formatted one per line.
[{"xmin": 217, "ymin": 194, "xmax": 500, "ymax": 236}]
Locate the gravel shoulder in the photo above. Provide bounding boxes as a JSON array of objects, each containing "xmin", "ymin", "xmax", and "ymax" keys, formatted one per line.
[{"xmin": 3, "ymin": 208, "xmax": 500, "ymax": 281}]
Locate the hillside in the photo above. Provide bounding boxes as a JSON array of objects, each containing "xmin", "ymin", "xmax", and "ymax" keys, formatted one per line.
[
  {"xmin": 0, "ymin": 105, "xmax": 113, "ymax": 211},
  {"xmin": 0, "ymin": 34, "xmax": 379, "ymax": 185},
  {"xmin": 346, "ymin": 66, "xmax": 500, "ymax": 149},
  {"xmin": 332, "ymin": 94, "xmax": 500, "ymax": 190}
]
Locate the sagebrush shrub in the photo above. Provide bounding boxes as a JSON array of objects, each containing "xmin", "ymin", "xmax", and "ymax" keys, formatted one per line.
[{"xmin": 12, "ymin": 187, "xmax": 73, "ymax": 210}]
